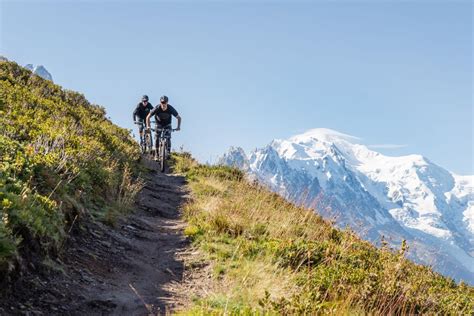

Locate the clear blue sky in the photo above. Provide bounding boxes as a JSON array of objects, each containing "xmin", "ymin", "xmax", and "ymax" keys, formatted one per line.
[{"xmin": 1, "ymin": 0, "xmax": 472, "ymax": 174}]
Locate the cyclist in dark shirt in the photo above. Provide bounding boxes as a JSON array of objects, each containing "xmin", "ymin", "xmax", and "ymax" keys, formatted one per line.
[
  {"xmin": 133, "ymin": 95, "xmax": 154, "ymax": 143},
  {"xmin": 146, "ymin": 95, "xmax": 181, "ymax": 153}
]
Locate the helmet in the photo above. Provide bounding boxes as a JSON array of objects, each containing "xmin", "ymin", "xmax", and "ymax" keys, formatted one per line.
[
  {"xmin": 160, "ymin": 95, "xmax": 169, "ymax": 103},
  {"xmin": 142, "ymin": 95, "xmax": 149, "ymax": 101}
]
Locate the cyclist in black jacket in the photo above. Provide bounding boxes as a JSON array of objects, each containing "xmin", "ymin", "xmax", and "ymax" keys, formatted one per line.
[
  {"xmin": 146, "ymin": 95, "xmax": 181, "ymax": 152},
  {"xmin": 133, "ymin": 95, "xmax": 154, "ymax": 145}
]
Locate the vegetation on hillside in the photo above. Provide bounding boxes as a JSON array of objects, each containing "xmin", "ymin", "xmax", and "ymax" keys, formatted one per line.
[
  {"xmin": 171, "ymin": 153, "xmax": 474, "ymax": 315},
  {"xmin": 0, "ymin": 61, "xmax": 142, "ymax": 277}
]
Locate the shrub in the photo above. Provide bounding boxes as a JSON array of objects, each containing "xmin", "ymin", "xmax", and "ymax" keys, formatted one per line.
[{"xmin": 0, "ymin": 60, "xmax": 142, "ymax": 277}]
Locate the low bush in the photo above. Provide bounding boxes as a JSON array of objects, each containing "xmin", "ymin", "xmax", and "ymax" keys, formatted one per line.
[{"xmin": 0, "ymin": 60, "xmax": 143, "ymax": 277}]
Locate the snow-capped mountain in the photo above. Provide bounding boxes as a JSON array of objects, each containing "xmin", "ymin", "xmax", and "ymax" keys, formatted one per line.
[
  {"xmin": 219, "ymin": 128, "xmax": 474, "ymax": 284},
  {"xmin": 25, "ymin": 64, "xmax": 53, "ymax": 81}
]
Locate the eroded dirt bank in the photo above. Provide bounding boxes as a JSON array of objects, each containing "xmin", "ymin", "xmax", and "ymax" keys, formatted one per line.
[{"xmin": 0, "ymin": 161, "xmax": 192, "ymax": 315}]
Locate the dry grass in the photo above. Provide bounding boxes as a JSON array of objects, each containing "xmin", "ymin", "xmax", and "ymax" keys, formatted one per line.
[
  {"xmin": 117, "ymin": 164, "xmax": 145, "ymax": 209},
  {"xmin": 171, "ymin": 153, "xmax": 474, "ymax": 315},
  {"xmin": 103, "ymin": 162, "xmax": 144, "ymax": 225}
]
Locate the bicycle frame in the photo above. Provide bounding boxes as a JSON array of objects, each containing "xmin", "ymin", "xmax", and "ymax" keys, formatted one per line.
[{"xmin": 155, "ymin": 127, "xmax": 172, "ymax": 151}]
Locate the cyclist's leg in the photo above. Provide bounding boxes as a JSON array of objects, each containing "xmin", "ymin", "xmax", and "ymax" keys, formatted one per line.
[{"xmin": 138, "ymin": 119, "xmax": 145, "ymax": 144}]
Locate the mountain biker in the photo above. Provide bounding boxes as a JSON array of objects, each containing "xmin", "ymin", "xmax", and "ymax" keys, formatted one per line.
[
  {"xmin": 146, "ymin": 95, "xmax": 181, "ymax": 154},
  {"xmin": 133, "ymin": 95, "xmax": 154, "ymax": 145}
]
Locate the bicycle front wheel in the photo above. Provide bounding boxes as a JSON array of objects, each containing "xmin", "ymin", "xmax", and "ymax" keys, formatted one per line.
[{"xmin": 160, "ymin": 139, "xmax": 166, "ymax": 172}]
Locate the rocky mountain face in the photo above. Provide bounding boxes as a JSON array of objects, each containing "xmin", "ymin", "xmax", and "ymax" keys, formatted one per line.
[
  {"xmin": 219, "ymin": 128, "xmax": 474, "ymax": 284},
  {"xmin": 24, "ymin": 64, "xmax": 53, "ymax": 81}
]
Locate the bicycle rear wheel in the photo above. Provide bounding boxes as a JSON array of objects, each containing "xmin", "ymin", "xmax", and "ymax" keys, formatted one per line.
[
  {"xmin": 140, "ymin": 135, "xmax": 146, "ymax": 154},
  {"xmin": 145, "ymin": 133, "xmax": 152, "ymax": 155}
]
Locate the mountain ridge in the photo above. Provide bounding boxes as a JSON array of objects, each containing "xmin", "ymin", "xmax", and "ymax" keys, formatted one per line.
[{"xmin": 219, "ymin": 128, "xmax": 474, "ymax": 284}]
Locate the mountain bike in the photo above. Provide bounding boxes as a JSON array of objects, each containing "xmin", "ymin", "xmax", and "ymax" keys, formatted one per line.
[
  {"xmin": 154, "ymin": 126, "xmax": 175, "ymax": 172},
  {"xmin": 135, "ymin": 121, "xmax": 153, "ymax": 155}
]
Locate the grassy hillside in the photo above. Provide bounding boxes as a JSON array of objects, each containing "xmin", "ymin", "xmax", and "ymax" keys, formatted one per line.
[
  {"xmin": 171, "ymin": 153, "xmax": 474, "ymax": 315},
  {"xmin": 0, "ymin": 61, "xmax": 142, "ymax": 277}
]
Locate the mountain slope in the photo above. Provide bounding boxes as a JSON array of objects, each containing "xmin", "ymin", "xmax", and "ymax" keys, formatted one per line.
[
  {"xmin": 219, "ymin": 128, "xmax": 474, "ymax": 284},
  {"xmin": 171, "ymin": 153, "xmax": 474, "ymax": 314},
  {"xmin": 0, "ymin": 60, "xmax": 141, "ymax": 280}
]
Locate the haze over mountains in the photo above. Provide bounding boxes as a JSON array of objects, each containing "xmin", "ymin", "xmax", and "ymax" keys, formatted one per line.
[{"xmin": 220, "ymin": 128, "xmax": 474, "ymax": 284}]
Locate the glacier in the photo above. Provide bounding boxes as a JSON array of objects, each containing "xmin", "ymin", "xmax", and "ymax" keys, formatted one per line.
[{"xmin": 219, "ymin": 128, "xmax": 474, "ymax": 284}]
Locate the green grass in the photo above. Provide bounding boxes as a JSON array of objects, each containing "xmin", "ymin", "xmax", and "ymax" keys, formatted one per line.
[
  {"xmin": 171, "ymin": 153, "xmax": 474, "ymax": 315},
  {"xmin": 0, "ymin": 60, "xmax": 143, "ymax": 275}
]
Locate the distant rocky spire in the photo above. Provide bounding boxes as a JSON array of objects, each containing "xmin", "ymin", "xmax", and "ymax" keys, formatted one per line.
[{"xmin": 24, "ymin": 63, "xmax": 53, "ymax": 81}]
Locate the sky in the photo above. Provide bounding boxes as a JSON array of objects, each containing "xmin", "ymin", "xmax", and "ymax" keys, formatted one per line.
[{"xmin": 1, "ymin": 0, "xmax": 472, "ymax": 174}]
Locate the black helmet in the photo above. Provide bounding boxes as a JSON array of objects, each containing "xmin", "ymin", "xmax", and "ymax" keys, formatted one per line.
[
  {"xmin": 142, "ymin": 95, "xmax": 149, "ymax": 101},
  {"xmin": 160, "ymin": 95, "xmax": 168, "ymax": 103}
]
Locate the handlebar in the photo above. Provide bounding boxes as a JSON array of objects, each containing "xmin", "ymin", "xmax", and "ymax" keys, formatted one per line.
[
  {"xmin": 146, "ymin": 127, "xmax": 179, "ymax": 132},
  {"xmin": 135, "ymin": 121, "xmax": 159, "ymax": 124},
  {"xmin": 135, "ymin": 121, "xmax": 179, "ymax": 132}
]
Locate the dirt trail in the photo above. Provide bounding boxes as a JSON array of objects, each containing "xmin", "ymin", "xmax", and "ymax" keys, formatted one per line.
[{"xmin": 0, "ymin": 160, "xmax": 194, "ymax": 315}]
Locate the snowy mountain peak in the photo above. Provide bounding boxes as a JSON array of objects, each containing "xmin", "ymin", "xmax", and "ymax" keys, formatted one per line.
[
  {"xmin": 218, "ymin": 146, "xmax": 248, "ymax": 170},
  {"xmin": 220, "ymin": 128, "xmax": 474, "ymax": 284},
  {"xmin": 24, "ymin": 64, "xmax": 53, "ymax": 81}
]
